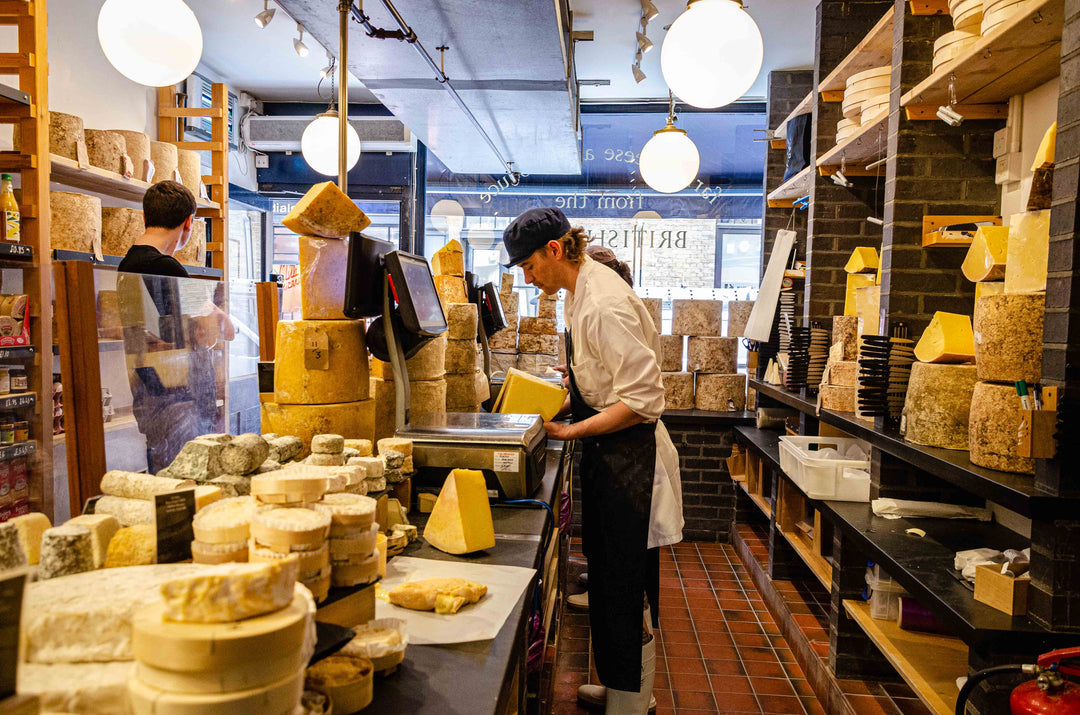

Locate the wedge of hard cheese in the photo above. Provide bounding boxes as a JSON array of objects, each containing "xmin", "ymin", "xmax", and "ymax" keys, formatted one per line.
[
  {"xmin": 423, "ymin": 469, "xmax": 495, "ymax": 555},
  {"xmin": 961, "ymin": 225, "xmax": 1009, "ymax": 282},
  {"xmin": 844, "ymin": 247, "xmax": 879, "ymax": 274},
  {"xmin": 283, "ymin": 181, "xmax": 371, "ymax": 238},
  {"xmin": 913, "ymin": 311, "xmax": 974, "ymax": 363}
]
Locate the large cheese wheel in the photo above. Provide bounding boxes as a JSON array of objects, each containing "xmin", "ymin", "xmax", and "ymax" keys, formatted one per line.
[
  {"xmin": 660, "ymin": 335, "xmax": 683, "ymax": 372},
  {"xmin": 446, "ymin": 302, "xmax": 478, "ymax": 340},
  {"xmin": 444, "ymin": 339, "xmax": 479, "ymax": 374},
  {"xmin": 274, "ymin": 320, "xmax": 369, "ymax": 405},
  {"xmin": 687, "ymin": 337, "xmax": 737, "ymax": 373},
  {"xmin": 902, "ymin": 362, "xmax": 978, "ymax": 450},
  {"xmin": 261, "ymin": 401, "xmax": 375, "ymax": 458},
  {"xmin": 727, "ymin": 300, "xmax": 754, "ymax": 338},
  {"xmin": 370, "ymin": 377, "xmax": 396, "ymax": 443},
  {"xmin": 694, "ymin": 373, "xmax": 746, "ymax": 412},
  {"xmin": 113, "ymin": 130, "xmax": 151, "ymax": 181},
  {"xmin": 672, "ymin": 299, "xmax": 722, "ymax": 336},
  {"xmin": 832, "ymin": 315, "xmax": 859, "ymax": 360},
  {"xmin": 128, "ymin": 666, "xmax": 303, "ymax": 714},
  {"xmin": 84, "ymin": 129, "xmax": 126, "ymax": 174},
  {"xmin": 406, "ymin": 335, "xmax": 446, "ymax": 381},
  {"xmin": 445, "ymin": 370, "xmax": 487, "ymax": 411},
  {"xmin": 661, "ymin": 372, "xmax": 694, "ymax": 410},
  {"xmin": 48, "ymin": 111, "xmax": 84, "ymax": 160},
  {"xmin": 973, "ymin": 293, "xmax": 1044, "ymax": 383},
  {"xmin": 177, "ymin": 149, "xmax": 202, "ymax": 193},
  {"xmin": 298, "ymin": 235, "xmax": 349, "ymax": 320},
  {"xmin": 641, "ymin": 298, "xmax": 662, "ymax": 332},
  {"xmin": 50, "ymin": 191, "xmax": 101, "ymax": 253},
  {"xmin": 101, "ymin": 207, "xmax": 143, "ymax": 257},
  {"xmin": 150, "ymin": 141, "xmax": 179, "ymax": 184},
  {"xmin": 410, "ymin": 378, "xmax": 446, "ymax": 418},
  {"xmin": 969, "ymin": 382, "xmax": 1035, "ymax": 474}
]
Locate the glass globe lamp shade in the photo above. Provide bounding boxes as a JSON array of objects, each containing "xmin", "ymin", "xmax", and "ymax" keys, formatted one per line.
[
  {"xmin": 660, "ymin": 0, "xmax": 763, "ymax": 109},
  {"xmin": 301, "ymin": 112, "xmax": 361, "ymax": 177},
  {"xmin": 98, "ymin": 0, "xmax": 203, "ymax": 87},
  {"xmin": 639, "ymin": 125, "xmax": 699, "ymax": 194}
]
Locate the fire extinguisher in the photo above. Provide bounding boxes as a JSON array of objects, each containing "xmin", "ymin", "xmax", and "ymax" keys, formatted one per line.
[{"xmin": 955, "ymin": 647, "xmax": 1080, "ymax": 715}]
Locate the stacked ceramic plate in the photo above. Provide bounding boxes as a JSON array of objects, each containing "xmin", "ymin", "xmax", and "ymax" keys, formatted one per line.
[
  {"xmin": 842, "ymin": 66, "xmax": 891, "ymax": 129},
  {"xmin": 933, "ymin": 29, "xmax": 980, "ymax": 72},
  {"xmin": 950, "ymin": 0, "xmax": 983, "ymax": 31},
  {"xmin": 807, "ymin": 326, "xmax": 830, "ymax": 391},
  {"xmin": 982, "ymin": 0, "xmax": 1025, "ymax": 35}
]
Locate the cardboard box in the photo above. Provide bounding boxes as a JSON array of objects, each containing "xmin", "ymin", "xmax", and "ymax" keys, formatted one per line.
[{"xmin": 974, "ymin": 563, "xmax": 1029, "ymax": 615}]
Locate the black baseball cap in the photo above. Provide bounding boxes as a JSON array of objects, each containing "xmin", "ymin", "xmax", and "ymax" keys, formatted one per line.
[{"xmin": 501, "ymin": 207, "xmax": 571, "ymax": 267}]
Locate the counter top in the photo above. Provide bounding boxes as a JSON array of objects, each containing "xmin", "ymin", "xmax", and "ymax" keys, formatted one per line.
[{"xmin": 364, "ymin": 443, "xmax": 566, "ymax": 714}]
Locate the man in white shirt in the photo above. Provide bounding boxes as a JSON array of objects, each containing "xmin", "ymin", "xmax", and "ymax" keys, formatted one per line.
[{"xmin": 502, "ymin": 208, "xmax": 683, "ymax": 714}]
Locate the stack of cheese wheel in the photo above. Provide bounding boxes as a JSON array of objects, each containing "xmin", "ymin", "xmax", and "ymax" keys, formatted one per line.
[
  {"xmin": 128, "ymin": 561, "xmax": 313, "ymax": 715},
  {"xmin": 341, "ymin": 618, "xmax": 409, "ymax": 675},
  {"xmin": 250, "ymin": 505, "xmax": 332, "ymax": 601},
  {"xmin": 316, "ymin": 492, "xmax": 380, "ymax": 588},
  {"xmin": 836, "ymin": 116, "xmax": 861, "ymax": 145},
  {"xmin": 378, "ymin": 437, "xmax": 415, "ymax": 478},
  {"xmin": 191, "ymin": 496, "xmax": 257, "ymax": 564},
  {"xmin": 518, "ymin": 294, "xmax": 560, "ymax": 373},
  {"xmin": 982, "ymin": 0, "xmax": 1025, "ymax": 35},
  {"xmin": 933, "ymin": 29, "xmax": 979, "ymax": 72},
  {"xmin": 488, "ymin": 271, "xmax": 521, "ymax": 372},
  {"xmin": 444, "ymin": 302, "xmax": 488, "ymax": 412},
  {"xmin": 306, "ymin": 433, "xmax": 346, "ymax": 466},
  {"xmin": 842, "ymin": 66, "xmax": 890, "ymax": 135},
  {"xmin": 950, "ymin": 0, "xmax": 982, "ymax": 32}
]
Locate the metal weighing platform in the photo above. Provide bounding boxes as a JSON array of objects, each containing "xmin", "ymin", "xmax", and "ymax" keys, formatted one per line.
[{"xmin": 398, "ymin": 412, "xmax": 547, "ymax": 499}]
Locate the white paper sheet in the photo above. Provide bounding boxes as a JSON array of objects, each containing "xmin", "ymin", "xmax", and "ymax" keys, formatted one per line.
[
  {"xmin": 744, "ymin": 229, "xmax": 796, "ymax": 342},
  {"xmin": 374, "ymin": 556, "xmax": 537, "ymax": 645}
]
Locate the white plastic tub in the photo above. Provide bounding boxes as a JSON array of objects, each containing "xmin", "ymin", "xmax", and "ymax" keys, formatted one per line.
[
  {"xmin": 865, "ymin": 565, "xmax": 907, "ymax": 620},
  {"xmin": 778, "ymin": 436, "xmax": 871, "ymax": 501}
]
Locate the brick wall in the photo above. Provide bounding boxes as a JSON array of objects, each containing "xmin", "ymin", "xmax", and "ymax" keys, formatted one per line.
[{"xmin": 764, "ymin": 70, "xmax": 814, "ymax": 269}]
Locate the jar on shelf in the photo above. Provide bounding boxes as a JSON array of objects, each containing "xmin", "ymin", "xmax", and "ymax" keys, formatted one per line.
[
  {"xmin": 9, "ymin": 368, "xmax": 27, "ymax": 393},
  {"xmin": 14, "ymin": 420, "xmax": 28, "ymax": 443},
  {"xmin": 0, "ymin": 368, "xmax": 10, "ymax": 396},
  {"xmin": 1, "ymin": 415, "xmax": 15, "ymax": 445}
]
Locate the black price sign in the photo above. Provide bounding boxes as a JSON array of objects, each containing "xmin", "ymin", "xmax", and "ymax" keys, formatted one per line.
[{"xmin": 155, "ymin": 489, "xmax": 196, "ymax": 564}]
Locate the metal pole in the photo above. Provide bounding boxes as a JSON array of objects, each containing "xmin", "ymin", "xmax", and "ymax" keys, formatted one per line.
[{"xmin": 338, "ymin": 0, "xmax": 350, "ymax": 191}]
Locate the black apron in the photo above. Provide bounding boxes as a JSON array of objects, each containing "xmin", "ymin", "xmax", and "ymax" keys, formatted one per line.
[{"xmin": 567, "ymin": 330, "xmax": 657, "ymax": 692}]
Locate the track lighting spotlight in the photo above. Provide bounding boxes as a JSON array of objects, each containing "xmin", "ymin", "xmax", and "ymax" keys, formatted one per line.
[
  {"xmin": 254, "ymin": 0, "xmax": 275, "ymax": 28},
  {"xmin": 633, "ymin": 62, "xmax": 646, "ymax": 83},
  {"xmin": 320, "ymin": 51, "xmax": 335, "ymax": 79},
  {"xmin": 294, "ymin": 23, "xmax": 309, "ymax": 57},
  {"xmin": 636, "ymin": 31, "xmax": 654, "ymax": 53},
  {"xmin": 641, "ymin": 0, "xmax": 660, "ymax": 21}
]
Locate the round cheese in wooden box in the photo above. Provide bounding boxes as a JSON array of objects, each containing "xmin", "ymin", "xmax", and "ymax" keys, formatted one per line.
[
  {"xmin": 932, "ymin": 30, "xmax": 979, "ymax": 72},
  {"xmin": 951, "ymin": 0, "xmax": 983, "ymax": 31},
  {"xmin": 845, "ymin": 65, "xmax": 891, "ymax": 90}
]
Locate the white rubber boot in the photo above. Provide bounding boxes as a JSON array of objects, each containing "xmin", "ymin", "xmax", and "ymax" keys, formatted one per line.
[{"xmin": 604, "ymin": 607, "xmax": 656, "ymax": 715}]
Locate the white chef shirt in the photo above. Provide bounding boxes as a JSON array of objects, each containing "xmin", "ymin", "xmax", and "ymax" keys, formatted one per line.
[{"xmin": 563, "ymin": 255, "xmax": 684, "ymax": 549}]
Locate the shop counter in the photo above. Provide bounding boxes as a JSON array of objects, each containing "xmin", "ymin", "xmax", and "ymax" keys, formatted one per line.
[{"xmin": 365, "ymin": 442, "xmax": 568, "ymax": 714}]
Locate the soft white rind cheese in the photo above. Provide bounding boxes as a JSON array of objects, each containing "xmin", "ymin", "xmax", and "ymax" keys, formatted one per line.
[
  {"xmin": 160, "ymin": 559, "xmax": 299, "ymax": 623},
  {"xmin": 18, "ymin": 661, "xmax": 133, "ymax": 715}
]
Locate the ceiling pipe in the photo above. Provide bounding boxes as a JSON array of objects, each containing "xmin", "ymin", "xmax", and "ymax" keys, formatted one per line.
[{"xmin": 352, "ymin": 0, "xmax": 520, "ymax": 183}]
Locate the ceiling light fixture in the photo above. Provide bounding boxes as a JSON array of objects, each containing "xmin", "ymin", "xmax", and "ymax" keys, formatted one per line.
[
  {"xmin": 97, "ymin": 0, "xmax": 203, "ymax": 87},
  {"xmin": 294, "ymin": 23, "xmax": 309, "ymax": 57},
  {"xmin": 661, "ymin": 0, "xmax": 763, "ymax": 108},
  {"xmin": 641, "ymin": 0, "xmax": 660, "ymax": 22},
  {"xmin": 632, "ymin": 62, "xmax": 646, "ymax": 83},
  {"xmin": 320, "ymin": 51, "xmax": 335, "ymax": 79},
  {"xmin": 636, "ymin": 30, "xmax": 654, "ymax": 53},
  {"xmin": 254, "ymin": 0, "xmax": 276, "ymax": 28},
  {"xmin": 639, "ymin": 93, "xmax": 700, "ymax": 194},
  {"xmin": 302, "ymin": 109, "xmax": 361, "ymax": 176}
]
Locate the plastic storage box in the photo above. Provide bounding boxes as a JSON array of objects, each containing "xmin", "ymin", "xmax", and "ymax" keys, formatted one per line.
[
  {"xmin": 865, "ymin": 565, "xmax": 907, "ymax": 620},
  {"xmin": 777, "ymin": 436, "xmax": 871, "ymax": 501}
]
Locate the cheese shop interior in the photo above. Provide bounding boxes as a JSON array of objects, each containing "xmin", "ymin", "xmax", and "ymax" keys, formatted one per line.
[{"xmin": 0, "ymin": 0, "xmax": 1078, "ymax": 714}]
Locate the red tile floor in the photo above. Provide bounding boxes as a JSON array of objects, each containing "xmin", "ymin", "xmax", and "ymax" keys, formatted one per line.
[{"xmin": 551, "ymin": 540, "xmax": 825, "ymax": 714}]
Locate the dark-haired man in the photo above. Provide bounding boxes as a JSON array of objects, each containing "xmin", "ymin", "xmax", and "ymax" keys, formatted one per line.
[{"xmin": 118, "ymin": 180, "xmax": 196, "ymax": 278}]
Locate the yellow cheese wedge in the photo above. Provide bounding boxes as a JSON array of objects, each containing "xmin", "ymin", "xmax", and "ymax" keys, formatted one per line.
[
  {"xmin": 299, "ymin": 235, "xmax": 349, "ymax": 320},
  {"xmin": 1031, "ymin": 121, "xmax": 1057, "ymax": 171},
  {"xmin": 975, "ymin": 281, "xmax": 1004, "ymax": 300},
  {"xmin": 914, "ymin": 311, "xmax": 975, "ymax": 363},
  {"xmin": 495, "ymin": 368, "xmax": 569, "ymax": 421},
  {"xmin": 844, "ymin": 273, "xmax": 876, "ymax": 316},
  {"xmin": 844, "ymin": 247, "xmax": 879, "ymax": 274},
  {"xmin": 854, "ymin": 284, "xmax": 881, "ymax": 337},
  {"xmin": 195, "ymin": 485, "xmax": 223, "ymax": 511},
  {"xmin": 10, "ymin": 512, "xmax": 51, "ymax": 565},
  {"xmin": 961, "ymin": 226, "xmax": 1009, "ymax": 282},
  {"xmin": 431, "ymin": 239, "xmax": 464, "ymax": 277},
  {"xmin": 423, "ymin": 469, "xmax": 495, "ymax": 555},
  {"xmin": 1004, "ymin": 210, "xmax": 1050, "ymax": 294},
  {"xmin": 283, "ymin": 181, "xmax": 371, "ymax": 238}
]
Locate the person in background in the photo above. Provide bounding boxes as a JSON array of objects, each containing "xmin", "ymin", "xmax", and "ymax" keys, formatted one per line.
[
  {"xmin": 503, "ymin": 208, "xmax": 683, "ymax": 714},
  {"xmin": 117, "ymin": 180, "xmax": 196, "ymax": 278}
]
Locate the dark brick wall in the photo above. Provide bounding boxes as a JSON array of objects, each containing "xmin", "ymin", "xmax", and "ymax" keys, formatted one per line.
[
  {"xmin": 763, "ymin": 70, "xmax": 814, "ymax": 269},
  {"xmin": 879, "ymin": 0, "xmax": 1002, "ymax": 337}
]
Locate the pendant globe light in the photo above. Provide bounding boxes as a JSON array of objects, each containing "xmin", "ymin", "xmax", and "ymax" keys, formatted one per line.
[
  {"xmin": 639, "ymin": 94, "xmax": 700, "ymax": 194},
  {"xmin": 660, "ymin": 0, "xmax": 763, "ymax": 109},
  {"xmin": 301, "ymin": 110, "xmax": 361, "ymax": 176},
  {"xmin": 97, "ymin": 0, "xmax": 203, "ymax": 87}
]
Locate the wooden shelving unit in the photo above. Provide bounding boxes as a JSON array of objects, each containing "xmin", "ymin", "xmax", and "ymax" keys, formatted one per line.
[
  {"xmin": 766, "ymin": 165, "xmax": 814, "ymax": 208},
  {"xmin": 901, "ymin": 0, "xmax": 1064, "ymax": 109},
  {"xmin": 779, "ymin": 526, "xmax": 832, "ymax": 590},
  {"xmin": 843, "ymin": 600, "xmax": 967, "ymax": 715},
  {"xmin": 818, "ymin": 8, "xmax": 895, "ymax": 99},
  {"xmin": 50, "ymin": 155, "xmax": 221, "ymax": 211},
  {"xmin": 817, "ymin": 114, "xmax": 889, "ymax": 176}
]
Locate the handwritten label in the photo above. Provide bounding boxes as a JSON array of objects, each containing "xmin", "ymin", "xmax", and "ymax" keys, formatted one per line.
[
  {"xmin": 173, "ymin": 169, "xmax": 183, "ymax": 183},
  {"xmin": 75, "ymin": 140, "xmax": 90, "ymax": 169},
  {"xmin": 155, "ymin": 489, "xmax": 196, "ymax": 564},
  {"xmin": 304, "ymin": 328, "xmax": 330, "ymax": 370},
  {"xmin": 493, "ymin": 450, "xmax": 520, "ymax": 472},
  {"xmin": 122, "ymin": 154, "xmax": 135, "ymax": 179},
  {"xmin": 144, "ymin": 159, "xmax": 155, "ymax": 183}
]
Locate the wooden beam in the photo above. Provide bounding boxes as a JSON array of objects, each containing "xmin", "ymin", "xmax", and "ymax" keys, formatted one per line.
[
  {"xmin": 256, "ymin": 282, "xmax": 279, "ymax": 362},
  {"xmin": 909, "ymin": 0, "xmax": 949, "ymax": 14},
  {"xmin": 158, "ymin": 107, "xmax": 227, "ymax": 118},
  {"xmin": 171, "ymin": 141, "xmax": 216, "ymax": 151},
  {"xmin": 904, "ymin": 104, "xmax": 1008, "ymax": 120},
  {"xmin": 821, "ymin": 90, "xmax": 845, "ymax": 103}
]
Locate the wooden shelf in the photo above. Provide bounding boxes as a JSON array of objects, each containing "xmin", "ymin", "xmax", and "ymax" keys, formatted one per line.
[
  {"xmin": 51, "ymin": 250, "xmax": 224, "ymax": 280},
  {"xmin": 780, "ymin": 527, "xmax": 833, "ymax": 590},
  {"xmin": 0, "ymin": 439, "xmax": 35, "ymax": 462},
  {"xmin": 766, "ymin": 165, "xmax": 814, "ymax": 208},
  {"xmin": 817, "ymin": 113, "xmax": 889, "ymax": 175},
  {"xmin": 48, "ymin": 155, "xmax": 221, "ymax": 210},
  {"xmin": 901, "ymin": 0, "xmax": 1064, "ymax": 108},
  {"xmin": 0, "ymin": 82, "xmax": 30, "ymax": 107},
  {"xmin": 818, "ymin": 8, "xmax": 895, "ymax": 97},
  {"xmin": 843, "ymin": 600, "xmax": 966, "ymax": 715},
  {"xmin": 773, "ymin": 92, "xmax": 814, "ymax": 144}
]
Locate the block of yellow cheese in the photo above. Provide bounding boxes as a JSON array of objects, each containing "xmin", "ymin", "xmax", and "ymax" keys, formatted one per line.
[
  {"xmin": 1032, "ymin": 121, "xmax": 1057, "ymax": 170},
  {"xmin": 431, "ymin": 239, "xmax": 464, "ymax": 277},
  {"xmin": 435, "ymin": 275, "xmax": 468, "ymax": 306},
  {"xmin": 10, "ymin": 512, "xmax": 51, "ymax": 565},
  {"xmin": 975, "ymin": 282, "xmax": 1004, "ymax": 301},
  {"xmin": 913, "ymin": 312, "xmax": 975, "ymax": 363},
  {"xmin": 961, "ymin": 226, "xmax": 1009, "ymax": 282},
  {"xmin": 844, "ymin": 247, "xmax": 879, "ymax": 274},
  {"xmin": 283, "ymin": 182, "xmax": 371, "ymax": 238},
  {"xmin": 299, "ymin": 235, "xmax": 349, "ymax": 320},
  {"xmin": 845, "ymin": 274, "xmax": 876, "ymax": 316},
  {"xmin": 495, "ymin": 368, "xmax": 568, "ymax": 421},
  {"xmin": 423, "ymin": 469, "xmax": 495, "ymax": 555},
  {"xmin": 104, "ymin": 524, "xmax": 156, "ymax": 568},
  {"xmin": 261, "ymin": 400, "xmax": 376, "ymax": 458},
  {"xmin": 1004, "ymin": 210, "xmax": 1050, "ymax": 294},
  {"xmin": 274, "ymin": 320, "xmax": 369, "ymax": 405},
  {"xmin": 855, "ymin": 284, "xmax": 881, "ymax": 336}
]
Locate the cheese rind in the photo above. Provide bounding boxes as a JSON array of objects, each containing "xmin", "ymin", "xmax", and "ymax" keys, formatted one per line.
[
  {"xmin": 694, "ymin": 374, "xmax": 747, "ymax": 412},
  {"xmin": 913, "ymin": 312, "xmax": 975, "ymax": 363},
  {"xmin": 973, "ymin": 293, "xmax": 1044, "ymax": 383},
  {"xmin": 283, "ymin": 182, "xmax": 371, "ymax": 238},
  {"xmin": 39, "ymin": 525, "xmax": 94, "ymax": 579},
  {"xmin": 431, "ymin": 240, "xmax": 464, "ymax": 276},
  {"xmin": 0, "ymin": 521, "xmax": 26, "ymax": 570},
  {"xmin": 220, "ymin": 433, "xmax": 271, "ymax": 476},
  {"xmin": 686, "ymin": 336, "xmax": 737, "ymax": 373},
  {"xmin": 104, "ymin": 524, "xmax": 156, "ymax": 568},
  {"xmin": 961, "ymin": 226, "xmax": 1009, "ymax": 282},
  {"xmin": 444, "ymin": 339, "xmax": 480, "ymax": 374},
  {"xmin": 410, "ymin": 378, "xmax": 447, "ymax": 418},
  {"xmin": 128, "ymin": 663, "xmax": 305, "ymax": 714},
  {"xmin": 446, "ymin": 302, "xmax": 478, "ymax": 340},
  {"xmin": 10, "ymin": 511, "xmax": 51, "ymax": 565},
  {"xmin": 160, "ymin": 558, "xmax": 300, "ymax": 623},
  {"xmin": 969, "ymin": 381, "xmax": 1035, "ymax": 474},
  {"xmin": 423, "ymin": 469, "xmax": 495, "ymax": 555},
  {"xmin": 661, "ymin": 372, "xmax": 694, "ymax": 410},
  {"xmin": 261, "ymin": 401, "xmax": 376, "ymax": 457},
  {"xmin": 100, "ymin": 470, "xmax": 195, "ymax": 500},
  {"xmin": 275, "ymin": 320, "xmax": 369, "ymax": 405},
  {"xmin": 660, "ymin": 335, "xmax": 684, "ymax": 372},
  {"xmin": 727, "ymin": 300, "xmax": 754, "ymax": 338},
  {"xmin": 66, "ymin": 513, "xmax": 119, "ymax": 568},
  {"xmin": 435, "ymin": 275, "xmax": 467, "ymax": 306},
  {"xmin": 671, "ymin": 299, "xmax": 722, "ymax": 336},
  {"xmin": 902, "ymin": 363, "xmax": 978, "ymax": 450},
  {"xmin": 193, "ymin": 496, "xmax": 258, "ymax": 544}
]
